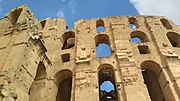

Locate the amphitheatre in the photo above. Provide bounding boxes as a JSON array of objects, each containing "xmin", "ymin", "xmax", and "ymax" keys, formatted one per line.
[{"xmin": 0, "ymin": 4, "xmax": 180, "ymax": 101}]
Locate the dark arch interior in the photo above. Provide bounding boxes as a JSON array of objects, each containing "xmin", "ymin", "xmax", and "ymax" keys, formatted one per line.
[
  {"xmin": 141, "ymin": 61, "xmax": 165, "ymax": 101},
  {"xmin": 56, "ymin": 77, "xmax": 72, "ymax": 101},
  {"xmin": 167, "ymin": 32, "xmax": 180, "ymax": 47},
  {"xmin": 55, "ymin": 70, "xmax": 73, "ymax": 101},
  {"xmin": 61, "ymin": 53, "xmax": 70, "ymax": 62},
  {"xmin": 160, "ymin": 19, "xmax": 172, "ymax": 29},
  {"xmin": 98, "ymin": 65, "xmax": 118, "ymax": 101},
  {"xmin": 62, "ymin": 31, "xmax": 75, "ymax": 50},
  {"xmin": 7, "ymin": 8, "xmax": 23, "ymax": 24}
]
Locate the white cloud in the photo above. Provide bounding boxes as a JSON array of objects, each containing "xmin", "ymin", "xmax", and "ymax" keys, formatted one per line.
[
  {"xmin": 56, "ymin": 0, "xmax": 76, "ymax": 18},
  {"xmin": 57, "ymin": 9, "xmax": 65, "ymax": 17},
  {"xmin": 68, "ymin": 0, "xmax": 76, "ymax": 14},
  {"xmin": 130, "ymin": 0, "xmax": 180, "ymax": 25}
]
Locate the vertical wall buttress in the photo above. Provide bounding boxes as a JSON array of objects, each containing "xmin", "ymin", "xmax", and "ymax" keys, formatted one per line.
[{"xmin": 29, "ymin": 62, "xmax": 47, "ymax": 101}]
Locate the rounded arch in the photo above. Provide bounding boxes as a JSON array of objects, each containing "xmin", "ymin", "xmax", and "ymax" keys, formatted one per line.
[
  {"xmin": 54, "ymin": 69, "xmax": 73, "ymax": 86},
  {"xmin": 62, "ymin": 31, "xmax": 75, "ymax": 41},
  {"xmin": 128, "ymin": 17, "xmax": 139, "ymax": 29},
  {"xmin": 95, "ymin": 34, "xmax": 110, "ymax": 46},
  {"xmin": 96, "ymin": 19, "xmax": 105, "ymax": 32},
  {"xmin": 160, "ymin": 18, "xmax": 172, "ymax": 29},
  {"xmin": 141, "ymin": 60, "xmax": 166, "ymax": 101},
  {"xmin": 97, "ymin": 64, "xmax": 118, "ymax": 101},
  {"xmin": 96, "ymin": 19, "xmax": 104, "ymax": 27},
  {"xmin": 98, "ymin": 64, "xmax": 115, "ymax": 72},
  {"xmin": 141, "ymin": 60, "xmax": 161, "ymax": 76},
  {"xmin": 130, "ymin": 31, "xmax": 149, "ymax": 42},
  {"xmin": 54, "ymin": 69, "xmax": 73, "ymax": 101},
  {"xmin": 167, "ymin": 32, "xmax": 180, "ymax": 47},
  {"xmin": 62, "ymin": 31, "xmax": 75, "ymax": 50},
  {"xmin": 98, "ymin": 64, "xmax": 115, "ymax": 85},
  {"xmin": 95, "ymin": 34, "xmax": 111, "ymax": 57}
]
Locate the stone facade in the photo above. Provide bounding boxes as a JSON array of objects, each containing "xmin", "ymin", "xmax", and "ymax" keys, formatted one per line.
[{"xmin": 0, "ymin": 4, "xmax": 180, "ymax": 101}]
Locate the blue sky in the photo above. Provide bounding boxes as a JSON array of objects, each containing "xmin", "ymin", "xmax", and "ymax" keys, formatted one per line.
[
  {"xmin": 1, "ymin": 0, "xmax": 180, "ymax": 27},
  {"xmin": 0, "ymin": 0, "xmax": 138, "ymax": 93},
  {"xmin": 0, "ymin": 0, "xmax": 180, "ymax": 93},
  {"xmin": 0, "ymin": 0, "xmax": 138, "ymax": 28}
]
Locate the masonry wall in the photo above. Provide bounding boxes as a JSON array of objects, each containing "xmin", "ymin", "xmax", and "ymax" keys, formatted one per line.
[{"xmin": 0, "ymin": 4, "xmax": 180, "ymax": 101}]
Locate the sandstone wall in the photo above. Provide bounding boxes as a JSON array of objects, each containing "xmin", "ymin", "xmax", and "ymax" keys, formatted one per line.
[{"xmin": 0, "ymin": 4, "xmax": 180, "ymax": 101}]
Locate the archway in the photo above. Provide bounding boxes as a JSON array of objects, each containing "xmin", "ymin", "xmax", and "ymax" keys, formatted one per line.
[
  {"xmin": 96, "ymin": 19, "xmax": 105, "ymax": 32},
  {"xmin": 167, "ymin": 32, "xmax": 180, "ymax": 47},
  {"xmin": 129, "ymin": 17, "xmax": 139, "ymax": 30},
  {"xmin": 130, "ymin": 31, "xmax": 149, "ymax": 43},
  {"xmin": 160, "ymin": 19, "xmax": 172, "ymax": 29},
  {"xmin": 62, "ymin": 31, "xmax": 75, "ymax": 50},
  {"xmin": 141, "ymin": 61, "xmax": 165, "ymax": 101},
  {"xmin": 98, "ymin": 64, "xmax": 118, "ymax": 101},
  {"xmin": 95, "ymin": 34, "xmax": 111, "ymax": 58},
  {"xmin": 54, "ymin": 69, "xmax": 73, "ymax": 101}
]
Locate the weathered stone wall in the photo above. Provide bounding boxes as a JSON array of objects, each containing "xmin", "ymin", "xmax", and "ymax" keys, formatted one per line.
[{"xmin": 0, "ymin": 4, "xmax": 180, "ymax": 101}]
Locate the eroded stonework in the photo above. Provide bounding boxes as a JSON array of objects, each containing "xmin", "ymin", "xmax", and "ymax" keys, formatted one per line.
[{"xmin": 0, "ymin": 4, "xmax": 180, "ymax": 101}]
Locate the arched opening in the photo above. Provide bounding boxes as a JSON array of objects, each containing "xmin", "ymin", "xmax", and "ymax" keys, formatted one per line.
[
  {"xmin": 98, "ymin": 64, "xmax": 118, "ymax": 101},
  {"xmin": 54, "ymin": 69, "xmax": 73, "ymax": 101},
  {"xmin": 130, "ymin": 31, "xmax": 149, "ymax": 43},
  {"xmin": 141, "ymin": 61, "xmax": 165, "ymax": 101},
  {"xmin": 62, "ymin": 31, "xmax": 75, "ymax": 50},
  {"xmin": 29, "ymin": 62, "xmax": 47, "ymax": 101},
  {"xmin": 7, "ymin": 8, "xmax": 23, "ymax": 24},
  {"xmin": 167, "ymin": 32, "xmax": 180, "ymax": 47},
  {"xmin": 95, "ymin": 34, "xmax": 111, "ymax": 58},
  {"xmin": 129, "ymin": 17, "xmax": 139, "ymax": 30},
  {"xmin": 96, "ymin": 19, "xmax": 105, "ymax": 32},
  {"xmin": 160, "ymin": 19, "xmax": 172, "ymax": 29}
]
